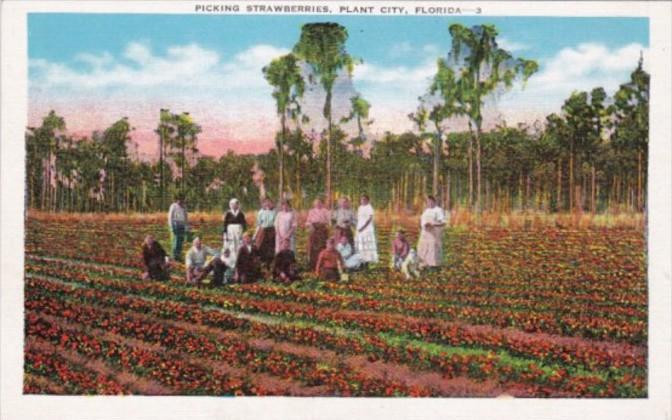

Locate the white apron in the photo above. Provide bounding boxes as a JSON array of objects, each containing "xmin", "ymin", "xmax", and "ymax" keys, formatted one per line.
[{"xmin": 223, "ymin": 224, "xmax": 244, "ymax": 263}]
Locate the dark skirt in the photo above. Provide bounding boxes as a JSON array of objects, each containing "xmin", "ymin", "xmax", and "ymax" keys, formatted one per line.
[
  {"xmin": 255, "ymin": 226, "xmax": 276, "ymax": 266},
  {"xmin": 318, "ymin": 267, "xmax": 339, "ymax": 282},
  {"xmin": 146, "ymin": 259, "xmax": 168, "ymax": 281},
  {"xmin": 308, "ymin": 223, "xmax": 329, "ymax": 271}
]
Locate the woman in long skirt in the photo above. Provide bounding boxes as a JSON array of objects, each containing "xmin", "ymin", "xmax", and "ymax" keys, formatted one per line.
[
  {"xmin": 254, "ymin": 197, "xmax": 276, "ymax": 267},
  {"xmin": 223, "ymin": 198, "xmax": 247, "ymax": 263},
  {"xmin": 275, "ymin": 199, "xmax": 297, "ymax": 254},
  {"xmin": 306, "ymin": 198, "xmax": 331, "ymax": 271},
  {"xmin": 417, "ymin": 195, "xmax": 446, "ymax": 269},
  {"xmin": 355, "ymin": 194, "xmax": 379, "ymax": 265}
]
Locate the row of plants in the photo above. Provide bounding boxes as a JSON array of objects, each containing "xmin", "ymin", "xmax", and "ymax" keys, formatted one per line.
[
  {"xmin": 26, "ymin": 290, "xmax": 436, "ymax": 397},
  {"xmin": 26, "ymin": 277, "xmax": 645, "ymax": 397},
  {"xmin": 25, "ymin": 258, "xmax": 647, "ymax": 345},
  {"xmin": 26, "ymin": 274, "xmax": 646, "ymax": 374},
  {"xmin": 24, "ymin": 345, "xmax": 129, "ymax": 395}
]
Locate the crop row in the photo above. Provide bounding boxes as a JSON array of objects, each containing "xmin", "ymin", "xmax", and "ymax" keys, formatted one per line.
[
  {"xmin": 25, "ymin": 259, "xmax": 647, "ymax": 345},
  {"xmin": 26, "ymin": 274, "xmax": 646, "ymax": 374},
  {"xmin": 25, "ymin": 291, "xmax": 436, "ymax": 397}
]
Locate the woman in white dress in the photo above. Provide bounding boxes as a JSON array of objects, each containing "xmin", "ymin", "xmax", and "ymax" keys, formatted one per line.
[
  {"xmin": 417, "ymin": 196, "xmax": 446, "ymax": 269},
  {"xmin": 223, "ymin": 198, "xmax": 247, "ymax": 263},
  {"xmin": 355, "ymin": 194, "xmax": 378, "ymax": 266}
]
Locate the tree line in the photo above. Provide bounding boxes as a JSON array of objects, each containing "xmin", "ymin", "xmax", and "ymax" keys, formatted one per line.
[{"xmin": 25, "ymin": 22, "xmax": 648, "ymax": 214}]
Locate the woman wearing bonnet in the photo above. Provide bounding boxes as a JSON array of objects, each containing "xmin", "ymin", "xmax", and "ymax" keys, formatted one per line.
[{"xmin": 223, "ymin": 198, "xmax": 247, "ymax": 263}]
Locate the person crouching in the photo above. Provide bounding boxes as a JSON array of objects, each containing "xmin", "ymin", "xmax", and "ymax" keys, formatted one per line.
[
  {"xmin": 141, "ymin": 235, "xmax": 170, "ymax": 281},
  {"xmin": 185, "ymin": 237, "xmax": 218, "ymax": 287},
  {"xmin": 273, "ymin": 238, "xmax": 301, "ymax": 284},
  {"xmin": 315, "ymin": 238, "xmax": 345, "ymax": 282},
  {"xmin": 391, "ymin": 229, "xmax": 420, "ymax": 280},
  {"xmin": 235, "ymin": 233, "xmax": 261, "ymax": 284},
  {"xmin": 198, "ymin": 248, "xmax": 236, "ymax": 287}
]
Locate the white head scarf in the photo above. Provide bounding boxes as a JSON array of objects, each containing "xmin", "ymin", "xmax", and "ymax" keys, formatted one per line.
[{"xmin": 229, "ymin": 198, "xmax": 240, "ymax": 216}]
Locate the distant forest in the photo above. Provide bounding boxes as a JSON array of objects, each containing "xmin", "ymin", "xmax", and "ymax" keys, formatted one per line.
[{"xmin": 25, "ymin": 23, "xmax": 648, "ymax": 214}]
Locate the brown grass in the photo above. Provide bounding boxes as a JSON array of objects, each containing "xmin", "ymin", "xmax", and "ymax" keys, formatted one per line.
[{"xmin": 27, "ymin": 208, "xmax": 644, "ymax": 229}]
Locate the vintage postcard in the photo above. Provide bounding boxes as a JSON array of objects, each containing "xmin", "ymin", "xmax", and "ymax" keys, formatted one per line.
[{"xmin": 1, "ymin": 1, "xmax": 670, "ymax": 419}]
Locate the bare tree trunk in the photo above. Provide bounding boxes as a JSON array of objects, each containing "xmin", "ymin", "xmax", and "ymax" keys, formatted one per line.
[
  {"xmin": 41, "ymin": 156, "xmax": 49, "ymax": 211},
  {"xmin": 295, "ymin": 154, "xmax": 302, "ymax": 209},
  {"xmin": 446, "ymin": 171, "xmax": 451, "ymax": 211},
  {"xmin": 467, "ymin": 124, "xmax": 473, "ymax": 210},
  {"xmin": 525, "ymin": 173, "xmax": 531, "ymax": 211},
  {"xmin": 569, "ymin": 144, "xmax": 574, "ymax": 212},
  {"xmin": 591, "ymin": 165, "xmax": 596, "ymax": 214},
  {"xmin": 432, "ymin": 137, "xmax": 440, "ymax": 198},
  {"xmin": 475, "ymin": 126, "xmax": 482, "ymax": 214},
  {"xmin": 160, "ymin": 124, "xmax": 165, "ymax": 209},
  {"xmin": 579, "ymin": 171, "xmax": 588, "ymax": 210},
  {"xmin": 325, "ymin": 90, "xmax": 333, "ymax": 209},
  {"xmin": 637, "ymin": 151, "xmax": 642, "ymax": 211},
  {"xmin": 557, "ymin": 158, "xmax": 562, "ymax": 212},
  {"xmin": 181, "ymin": 140, "xmax": 186, "ymax": 194},
  {"xmin": 279, "ymin": 113, "xmax": 286, "ymax": 200},
  {"xmin": 518, "ymin": 172, "xmax": 523, "ymax": 210}
]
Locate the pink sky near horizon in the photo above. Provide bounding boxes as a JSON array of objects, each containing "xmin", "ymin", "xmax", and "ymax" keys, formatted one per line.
[
  {"xmin": 28, "ymin": 97, "xmax": 549, "ymax": 160},
  {"xmin": 28, "ymin": 97, "xmax": 282, "ymax": 159}
]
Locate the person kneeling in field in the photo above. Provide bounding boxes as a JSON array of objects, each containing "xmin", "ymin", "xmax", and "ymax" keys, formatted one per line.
[
  {"xmin": 141, "ymin": 235, "xmax": 170, "ymax": 281},
  {"xmin": 391, "ymin": 229, "xmax": 420, "ymax": 280},
  {"xmin": 272, "ymin": 238, "xmax": 301, "ymax": 284},
  {"xmin": 197, "ymin": 248, "xmax": 236, "ymax": 287},
  {"xmin": 336, "ymin": 234, "xmax": 362, "ymax": 271},
  {"xmin": 315, "ymin": 238, "xmax": 345, "ymax": 282},
  {"xmin": 185, "ymin": 237, "xmax": 218, "ymax": 286},
  {"xmin": 235, "ymin": 233, "xmax": 262, "ymax": 284}
]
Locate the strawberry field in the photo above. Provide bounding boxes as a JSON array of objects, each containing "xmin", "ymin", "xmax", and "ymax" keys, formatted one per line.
[{"xmin": 24, "ymin": 214, "xmax": 647, "ymax": 397}]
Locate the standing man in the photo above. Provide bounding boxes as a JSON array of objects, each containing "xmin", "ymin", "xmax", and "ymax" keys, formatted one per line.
[{"xmin": 168, "ymin": 193, "xmax": 188, "ymax": 261}]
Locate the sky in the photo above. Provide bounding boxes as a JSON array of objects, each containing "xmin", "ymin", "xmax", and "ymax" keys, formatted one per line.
[{"xmin": 28, "ymin": 14, "xmax": 649, "ymax": 159}]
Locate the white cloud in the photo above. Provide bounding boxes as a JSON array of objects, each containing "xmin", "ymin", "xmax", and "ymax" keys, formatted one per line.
[
  {"xmin": 30, "ymin": 42, "xmax": 288, "ymax": 93},
  {"xmin": 354, "ymin": 58, "xmax": 436, "ymax": 86},
  {"xmin": 220, "ymin": 44, "xmax": 290, "ymax": 89},
  {"xmin": 497, "ymin": 37, "xmax": 529, "ymax": 52},
  {"xmin": 498, "ymin": 43, "xmax": 648, "ymax": 115},
  {"xmin": 356, "ymin": 42, "xmax": 649, "ymax": 134},
  {"xmin": 388, "ymin": 41, "xmax": 413, "ymax": 58},
  {"xmin": 532, "ymin": 42, "xmax": 647, "ymax": 90},
  {"xmin": 75, "ymin": 51, "xmax": 114, "ymax": 68}
]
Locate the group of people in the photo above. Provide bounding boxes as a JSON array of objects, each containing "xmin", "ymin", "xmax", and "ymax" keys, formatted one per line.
[{"xmin": 141, "ymin": 193, "xmax": 448, "ymax": 286}]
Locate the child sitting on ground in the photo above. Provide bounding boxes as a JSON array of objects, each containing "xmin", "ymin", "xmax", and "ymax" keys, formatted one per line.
[{"xmin": 391, "ymin": 229, "xmax": 420, "ymax": 280}]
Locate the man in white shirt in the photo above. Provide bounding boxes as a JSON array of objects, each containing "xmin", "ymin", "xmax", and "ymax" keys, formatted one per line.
[
  {"xmin": 168, "ymin": 194, "xmax": 188, "ymax": 260},
  {"xmin": 185, "ymin": 237, "xmax": 218, "ymax": 286}
]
